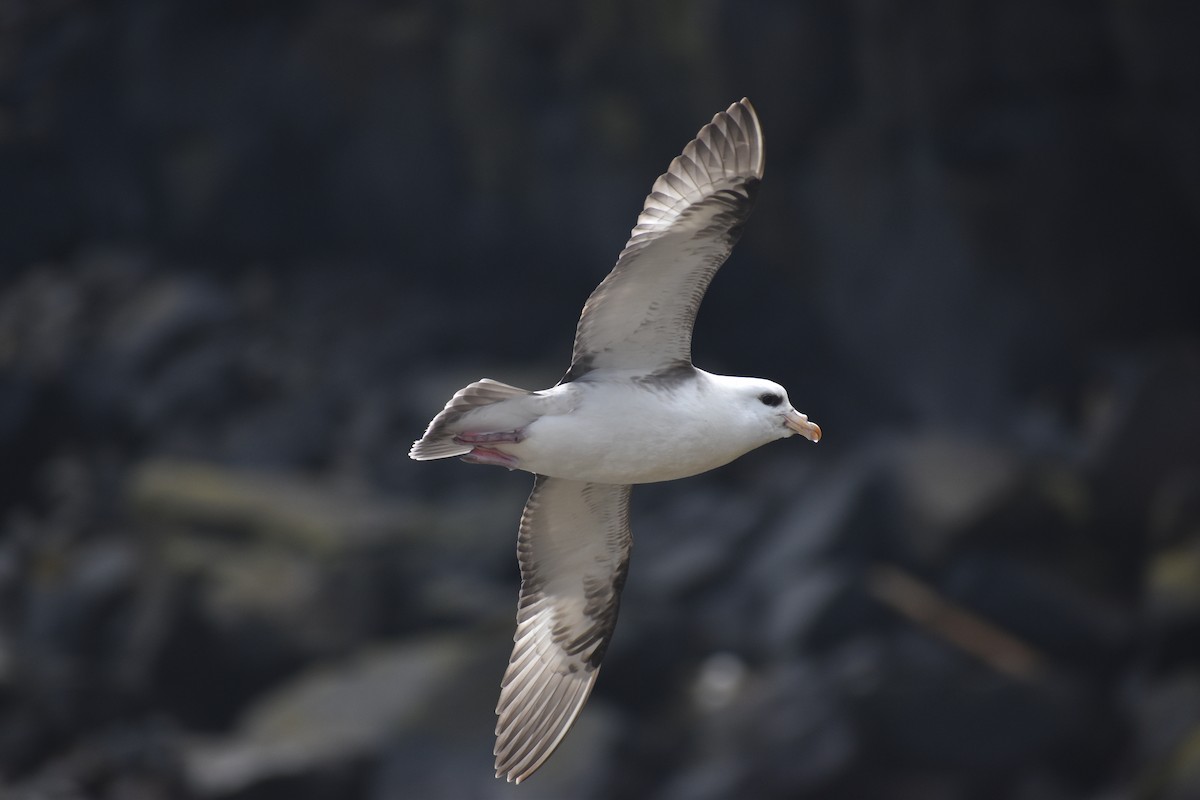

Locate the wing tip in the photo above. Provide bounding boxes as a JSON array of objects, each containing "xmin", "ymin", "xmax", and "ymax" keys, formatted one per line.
[
  {"xmin": 493, "ymin": 670, "xmax": 599, "ymax": 784},
  {"xmin": 724, "ymin": 96, "xmax": 764, "ymax": 179},
  {"xmin": 663, "ymin": 97, "xmax": 764, "ymax": 200}
]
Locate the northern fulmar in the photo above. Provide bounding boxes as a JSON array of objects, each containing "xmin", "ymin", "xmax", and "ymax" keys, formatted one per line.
[{"xmin": 410, "ymin": 98, "xmax": 821, "ymax": 783}]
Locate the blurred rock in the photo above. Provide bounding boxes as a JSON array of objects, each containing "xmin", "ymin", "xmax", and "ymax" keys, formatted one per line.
[
  {"xmin": 1, "ymin": 2, "xmax": 1198, "ymax": 798},
  {"xmin": 1145, "ymin": 540, "xmax": 1200, "ymax": 671},
  {"xmin": 892, "ymin": 436, "xmax": 1022, "ymax": 561},
  {"xmin": 1159, "ymin": 745, "xmax": 1200, "ymax": 800},
  {"xmin": 0, "ymin": 265, "xmax": 86, "ymax": 378},
  {"xmin": 127, "ymin": 456, "xmax": 518, "ymax": 614},
  {"xmin": 1127, "ymin": 671, "xmax": 1200, "ymax": 767},
  {"xmin": 942, "ymin": 554, "xmax": 1133, "ymax": 670},
  {"xmin": 369, "ymin": 697, "xmax": 621, "ymax": 800},
  {"xmin": 1147, "ymin": 545, "xmax": 1200, "ymax": 621},
  {"xmin": 0, "ymin": 720, "xmax": 185, "ymax": 800},
  {"xmin": 125, "ymin": 457, "xmax": 514, "ymax": 722},
  {"xmin": 182, "ymin": 634, "xmax": 478, "ymax": 796},
  {"xmin": 127, "ymin": 458, "xmax": 422, "ymax": 554},
  {"xmin": 858, "ymin": 629, "xmax": 1087, "ymax": 770},
  {"xmin": 631, "ymin": 483, "xmax": 767, "ymax": 602},
  {"xmin": 1124, "ymin": 671, "xmax": 1200, "ymax": 800},
  {"xmin": 659, "ymin": 659, "xmax": 855, "ymax": 800},
  {"xmin": 1086, "ymin": 345, "xmax": 1200, "ymax": 594},
  {"xmin": 1148, "ymin": 467, "xmax": 1200, "ymax": 549},
  {"xmin": 103, "ymin": 277, "xmax": 232, "ymax": 380},
  {"xmin": 724, "ymin": 451, "xmax": 887, "ymax": 655},
  {"xmin": 757, "ymin": 565, "xmax": 853, "ymax": 655}
]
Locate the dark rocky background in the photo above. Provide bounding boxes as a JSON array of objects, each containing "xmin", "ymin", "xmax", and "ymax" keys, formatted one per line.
[{"xmin": 2, "ymin": 1, "xmax": 1200, "ymax": 798}]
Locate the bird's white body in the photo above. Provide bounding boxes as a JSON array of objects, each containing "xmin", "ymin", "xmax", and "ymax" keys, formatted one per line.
[
  {"xmin": 409, "ymin": 99, "xmax": 821, "ymax": 784},
  {"xmin": 450, "ymin": 370, "xmax": 806, "ymax": 484}
]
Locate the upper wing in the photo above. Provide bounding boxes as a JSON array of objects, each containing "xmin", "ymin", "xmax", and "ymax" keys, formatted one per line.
[
  {"xmin": 494, "ymin": 476, "xmax": 633, "ymax": 783},
  {"xmin": 564, "ymin": 98, "xmax": 765, "ymax": 380}
]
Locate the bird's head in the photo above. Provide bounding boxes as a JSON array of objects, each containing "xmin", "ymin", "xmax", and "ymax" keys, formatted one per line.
[{"xmin": 734, "ymin": 377, "xmax": 822, "ymax": 444}]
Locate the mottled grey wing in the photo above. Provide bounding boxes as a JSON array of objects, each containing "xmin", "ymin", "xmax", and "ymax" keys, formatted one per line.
[
  {"xmin": 494, "ymin": 476, "xmax": 632, "ymax": 783},
  {"xmin": 565, "ymin": 98, "xmax": 765, "ymax": 379}
]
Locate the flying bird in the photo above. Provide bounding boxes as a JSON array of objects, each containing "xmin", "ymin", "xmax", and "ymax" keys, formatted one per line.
[{"xmin": 410, "ymin": 98, "xmax": 821, "ymax": 783}]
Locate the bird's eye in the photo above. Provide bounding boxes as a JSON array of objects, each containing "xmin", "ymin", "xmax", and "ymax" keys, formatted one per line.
[{"xmin": 759, "ymin": 392, "xmax": 782, "ymax": 407}]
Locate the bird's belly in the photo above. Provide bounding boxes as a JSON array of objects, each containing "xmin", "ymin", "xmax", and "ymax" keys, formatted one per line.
[{"xmin": 506, "ymin": 407, "xmax": 746, "ymax": 484}]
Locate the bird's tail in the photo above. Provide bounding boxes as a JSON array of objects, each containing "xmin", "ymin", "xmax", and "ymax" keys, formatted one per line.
[{"xmin": 409, "ymin": 378, "xmax": 534, "ymax": 460}]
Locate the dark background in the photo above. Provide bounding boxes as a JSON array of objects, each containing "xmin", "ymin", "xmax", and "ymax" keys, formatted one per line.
[{"xmin": 2, "ymin": 1, "xmax": 1199, "ymax": 799}]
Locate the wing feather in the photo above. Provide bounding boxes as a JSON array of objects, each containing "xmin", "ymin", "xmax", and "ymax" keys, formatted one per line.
[
  {"xmin": 563, "ymin": 98, "xmax": 765, "ymax": 380},
  {"xmin": 493, "ymin": 477, "xmax": 633, "ymax": 784}
]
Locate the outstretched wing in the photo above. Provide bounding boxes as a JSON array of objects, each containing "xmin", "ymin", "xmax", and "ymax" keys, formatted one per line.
[
  {"xmin": 564, "ymin": 98, "xmax": 765, "ymax": 380},
  {"xmin": 494, "ymin": 477, "xmax": 633, "ymax": 783}
]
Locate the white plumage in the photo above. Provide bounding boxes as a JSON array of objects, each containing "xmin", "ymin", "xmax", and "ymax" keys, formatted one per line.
[{"xmin": 410, "ymin": 98, "xmax": 820, "ymax": 783}]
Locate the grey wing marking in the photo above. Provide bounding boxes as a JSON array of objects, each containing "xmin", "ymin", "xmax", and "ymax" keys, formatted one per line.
[
  {"xmin": 494, "ymin": 476, "xmax": 633, "ymax": 783},
  {"xmin": 565, "ymin": 98, "xmax": 765, "ymax": 380}
]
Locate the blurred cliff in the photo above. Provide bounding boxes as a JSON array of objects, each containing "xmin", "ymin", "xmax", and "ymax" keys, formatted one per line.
[{"xmin": 2, "ymin": 2, "xmax": 1199, "ymax": 799}]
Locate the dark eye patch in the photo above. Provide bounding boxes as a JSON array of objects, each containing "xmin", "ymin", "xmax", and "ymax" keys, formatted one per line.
[{"xmin": 759, "ymin": 392, "xmax": 782, "ymax": 407}]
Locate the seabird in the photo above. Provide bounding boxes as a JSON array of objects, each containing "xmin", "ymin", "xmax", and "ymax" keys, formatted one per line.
[{"xmin": 410, "ymin": 98, "xmax": 821, "ymax": 783}]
